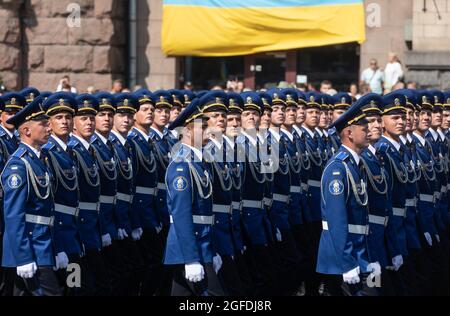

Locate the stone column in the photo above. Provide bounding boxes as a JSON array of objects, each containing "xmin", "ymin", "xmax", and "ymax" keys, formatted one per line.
[
  {"xmin": 23, "ymin": 0, "xmax": 127, "ymax": 92},
  {"xmin": 0, "ymin": 0, "xmax": 23, "ymax": 91}
]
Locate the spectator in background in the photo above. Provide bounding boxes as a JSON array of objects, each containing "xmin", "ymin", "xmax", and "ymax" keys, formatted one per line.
[
  {"xmin": 392, "ymin": 81, "xmax": 406, "ymax": 91},
  {"xmin": 236, "ymin": 81, "xmax": 245, "ymax": 93},
  {"xmin": 86, "ymin": 86, "xmax": 97, "ymax": 94},
  {"xmin": 111, "ymin": 79, "xmax": 124, "ymax": 94},
  {"xmin": 320, "ymin": 80, "xmax": 333, "ymax": 94},
  {"xmin": 349, "ymin": 83, "xmax": 362, "ymax": 100},
  {"xmin": 360, "ymin": 58, "xmax": 384, "ymax": 95},
  {"xmin": 384, "ymin": 52, "xmax": 404, "ymax": 94},
  {"xmin": 183, "ymin": 81, "xmax": 194, "ymax": 91},
  {"xmin": 407, "ymin": 81, "xmax": 418, "ymax": 90},
  {"xmin": 56, "ymin": 75, "xmax": 77, "ymax": 93},
  {"xmin": 297, "ymin": 83, "xmax": 307, "ymax": 92},
  {"xmin": 308, "ymin": 82, "xmax": 319, "ymax": 92}
]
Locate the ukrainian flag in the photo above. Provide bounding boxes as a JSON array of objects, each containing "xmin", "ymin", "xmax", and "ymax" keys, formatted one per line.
[{"xmin": 162, "ymin": 0, "xmax": 366, "ymax": 57}]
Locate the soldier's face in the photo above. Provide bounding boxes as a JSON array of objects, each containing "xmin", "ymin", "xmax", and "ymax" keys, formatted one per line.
[
  {"xmin": 96, "ymin": 110, "xmax": 114, "ymax": 135},
  {"xmin": 328, "ymin": 110, "xmax": 333, "ymax": 124},
  {"xmin": 431, "ymin": 111, "xmax": 443, "ymax": 129},
  {"xmin": 270, "ymin": 105, "xmax": 285, "ymax": 127},
  {"xmin": 114, "ymin": 112, "xmax": 134, "ymax": 135},
  {"xmin": 74, "ymin": 115, "xmax": 96, "ymax": 139},
  {"xmin": 1, "ymin": 110, "xmax": 18, "ymax": 131},
  {"xmin": 260, "ymin": 110, "xmax": 271, "ymax": 129},
  {"xmin": 382, "ymin": 114, "xmax": 406, "ymax": 137},
  {"xmin": 135, "ymin": 103, "xmax": 154, "ymax": 127},
  {"xmin": 405, "ymin": 108, "xmax": 414, "ymax": 133},
  {"xmin": 153, "ymin": 107, "xmax": 170, "ymax": 128},
  {"xmin": 418, "ymin": 110, "xmax": 431, "ymax": 132},
  {"xmin": 205, "ymin": 111, "xmax": 227, "ymax": 135},
  {"xmin": 332, "ymin": 109, "xmax": 346, "ymax": 124},
  {"xmin": 349, "ymin": 124, "xmax": 369, "ymax": 150},
  {"xmin": 226, "ymin": 114, "xmax": 241, "ymax": 138},
  {"xmin": 170, "ymin": 106, "xmax": 181, "ymax": 123},
  {"xmin": 23, "ymin": 119, "xmax": 51, "ymax": 146},
  {"xmin": 49, "ymin": 112, "xmax": 73, "ymax": 138},
  {"xmin": 366, "ymin": 115, "xmax": 382, "ymax": 142},
  {"xmin": 442, "ymin": 111, "xmax": 450, "ymax": 129},
  {"xmin": 296, "ymin": 106, "xmax": 305, "ymax": 125},
  {"xmin": 318, "ymin": 110, "xmax": 329, "ymax": 129},
  {"xmin": 413, "ymin": 111, "xmax": 420, "ymax": 130},
  {"xmin": 241, "ymin": 110, "xmax": 260, "ymax": 131},
  {"xmin": 284, "ymin": 106, "xmax": 297, "ymax": 126},
  {"xmin": 304, "ymin": 108, "xmax": 320, "ymax": 128}
]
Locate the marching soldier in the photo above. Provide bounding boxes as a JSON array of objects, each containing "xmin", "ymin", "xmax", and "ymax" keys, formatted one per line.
[
  {"xmin": 317, "ymin": 95, "xmax": 380, "ymax": 296},
  {"xmin": 41, "ymin": 92, "xmax": 85, "ymax": 295},
  {"xmin": 91, "ymin": 92, "xmax": 128, "ymax": 295},
  {"xmin": 2, "ymin": 95, "xmax": 62, "ymax": 296},
  {"xmin": 68, "ymin": 94, "xmax": 110, "ymax": 295},
  {"xmin": 236, "ymin": 91, "xmax": 278, "ymax": 296},
  {"xmin": 329, "ymin": 93, "xmax": 352, "ymax": 153},
  {"xmin": 110, "ymin": 93, "xmax": 146, "ymax": 295},
  {"xmin": 164, "ymin": 98, "xmax": 224, "ymax": 296},
  {"xmin": 128, "ymin": 89, "xmax": 162, "ymax": 296}
]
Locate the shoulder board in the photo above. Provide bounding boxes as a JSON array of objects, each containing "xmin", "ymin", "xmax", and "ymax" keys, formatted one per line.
[
  {"xmin": 334, "ymin": 151, "xmax": 349, "ymax": 161},
  {"xmin": 12, "ymin": 146, "xmax": 27, "ymax": 158}
]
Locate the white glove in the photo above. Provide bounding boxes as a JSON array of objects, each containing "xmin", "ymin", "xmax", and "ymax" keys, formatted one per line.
[
  {"xmin": 184, "ymin": 262, "xmax": 205, "ymax": 283},
  {"xmin": 17, "ymin": 262, "xmax": 37, "ymax": 279},
  {"xmin": 131, "ymin": 228, "xmax": 143, "ymax": 241},
  {"xmin": 424, "ymin": 232, "xmax": 433, "ymax": 246},
  {"xmin": 392, "ymin": 255, "xmax": 403, "ymax": 271},
  {"xmin": 102, "ymin": 233, "xmax": 112, "ymax": 247},
  {"xmin": 367, "ymin": 262, "xmax": 382, "ymax": 277},
  {"xmin": 213, "ymin": 254, "xmax": 223, "ymax": 274},
  {"xmin": 117, "ymin": 228, "xmax": 129, "ymax": 240},
  {"xmin": 435, "ymin": 234, "xmax": 440, "ymax": 243},
  {"xmin": 54, "ymin": 252, "xmax": 69, "ymax": 270},
  {"xmin": 241, "ymin": 246, "xmax": 247, "ymax": 255},
  {"xmin": 342, "ymin": 266, "xmax": 360, "ymax": 284},
  {"xmin": 276, "ymin": 228, "xmax": 282, "ymax": 242}
]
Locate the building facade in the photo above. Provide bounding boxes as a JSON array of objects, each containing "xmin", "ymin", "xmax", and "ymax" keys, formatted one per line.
[{"xmin": 0, "ymin": 0, "xmax": 448, "ymax": 92}]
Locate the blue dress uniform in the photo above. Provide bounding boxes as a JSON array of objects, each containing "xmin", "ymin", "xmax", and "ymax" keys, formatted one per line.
[
  {"xmin": 164, "ymin": 98, "xmax": 224, "ymax": 296},
  {"xmin": 2, "ymin": 95, "xmax": 62, "ymax": 296},
  {"xmin": 41, "ymin": 93, "xmax": 82, "ymax": 258},
  {"xmin": 129, "ymin": 90, "xmax": 164, "ymax": 296},
  {"xmin": 150, "ymin": 90, "xmax": 175, "ymax": 229},
  {"xmin": 236, "ymin": 92, "xmax": 278, "ymax": 296},
  {"xmin": 445, "ymin": 92, "xmax": 450, "ymax": 232},
  {"xmin": 317, "ymin": 97, "xmax": 377, "ymax": 296},
  {"xmin": 329, "ymin": 93, "xmax": 352, "ymax": 153}
]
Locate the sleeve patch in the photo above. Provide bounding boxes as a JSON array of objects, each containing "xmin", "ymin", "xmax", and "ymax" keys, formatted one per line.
[
  {"xmin": 329, "ymin": 179, "xmax": 344, "ymax": 196},
  {"xmin": 173, "ymin": 176, "xmax": 188, "ymax": 192},
  {"xmin": 7, "ymin": 174, "xmax": 23, "ymax": 189}
]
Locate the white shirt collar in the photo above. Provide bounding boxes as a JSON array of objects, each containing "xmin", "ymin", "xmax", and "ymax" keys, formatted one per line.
[
  {"xmin": 111, "ymin": 130, "xmax": 127, "ymax": 146},
  {"xmin": 428, "ymin": 128, "xmax": 438, "ymax": 141},
  {"xmin": 269, "ymin": 128, "xmax": 281, "ymax": 142},
  {"xmin": 437, "ymin": 128, "xmax": 446, "ymax": 141},
  {"xmin": 21, "ymin": 142, "xmax": 40, "ymax": 159},
  {"xmin": 368, "ymin": 144, "xmax": 376, "ymax": 155},
  {"xmin": 133, "ymin": 127, "xmax": 150, "ymax": 142},
  {"xmin": 52, "ymin": 134, "xmax": 68, "ymax": 151},
  {"xmin": 383, "ymin": 135, "xmax": 401, "ymax": 151},
  {"xmin": 72, "ymin": 134, "xmax": 91, "ymax": 151},
  {"xmin": 150, "ymin": 127, "xmax": 164, "ymax": 139},
  {"xmin": 281, "ymin": 128, "xmax": 294, "ymax": 142},
  {"xmin": 399, "ymin": 135, "xmax": 407, "ymax": 145},
  {"xmin": 1, "ymin": 125, "xmax": 14, "ymax": 138},
  {"xmin": 241, "ymin": 130, "xmax": 258, "ymax": 147},
  {"xmin": 302, "ymin": 125, "xmax": 315, "ymax": 138},
  {"xmin": 342, "ymin": 145, "xmax": 360, "ymax": 165},
  {"xmin": 183, "ymin": 143, "xmax": 202, "ymax": 161},
  {"xmin": 95, "ymin": 131, "xmax": 109, "ymax": 145},
  {"xmin": 413, "ymin": 132, "xmax": 426, "ymax": 146},
  {"xmin": 209, "ymin": 137, "xmax": 222, "ymax": 150},
  {"xmin": 315, "ymin": 127, "xmax": 324, "ymax": 137},
  {"xmin": 293, "ymin": 125, "xmax": 303, "ymax": 136},
  {"xmin": 407, "ymin": 133, "xmax": 413, "ymax": 143},
  {"xmin": 223, "ymin": 135, "xmax": 234, "ymax": 148}
]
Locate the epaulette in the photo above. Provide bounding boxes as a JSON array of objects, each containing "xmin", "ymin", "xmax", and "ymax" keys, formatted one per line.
[
  {"xmin": 334, "ymin": 151, "xmax": 349, "ymax": 162},
  {"xmin": 12, "ymin": 146, "xmax": 27, "ymax": 158}
]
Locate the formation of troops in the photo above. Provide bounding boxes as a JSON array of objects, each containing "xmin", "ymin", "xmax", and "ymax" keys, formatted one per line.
[{"xmin": 0, "ymin": 85, "xmax": 449, "ymax": 296}]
